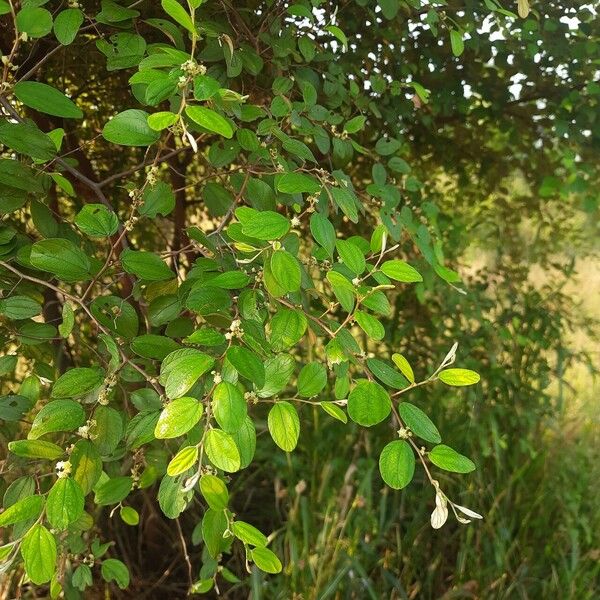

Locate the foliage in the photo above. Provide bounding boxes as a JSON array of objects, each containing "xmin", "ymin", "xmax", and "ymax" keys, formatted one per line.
[{"xmin": 0, "ymin": 0, "xmax": 598, "ymax": 597}]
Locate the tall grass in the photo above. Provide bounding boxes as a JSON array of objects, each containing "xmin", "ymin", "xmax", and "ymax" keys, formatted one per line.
[{"xmin": 226, "ymin": 261, "xmax": 600, "ymax": 599}]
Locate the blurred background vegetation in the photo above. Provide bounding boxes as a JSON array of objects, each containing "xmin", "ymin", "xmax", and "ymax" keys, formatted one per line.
[{"xmin": 1, "ymin": 0, "xmax": 599, "ymax": 598}]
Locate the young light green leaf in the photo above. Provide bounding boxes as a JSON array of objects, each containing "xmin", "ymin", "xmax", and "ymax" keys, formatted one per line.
[
  {"xmin": 241, "ymin": 211, "xmax": 289, "ymax": 240},
  {"xmin": 392, "ymin": 353, "xmax": 415, "ymax": 384},
  {"xmin": 20, "ymin": 525, "xmax": 57, "ymax": 584},
  {"xmin": 199, "ymin": 474, "xmax": 229, "ymax": 510},
  {"xmin": 8, "ymin": 440, "xmax": 64, "ymax": 460},
  {"xmin": 251, "ymin": 547, "xmax": 282, "ymax": 574},
  {"xmin": 46, "ymin": 477, "xmax": 85, "ymax": 530},
  {"xmin": 268, "ymin": 401, "xmax": 300, "ymax": 451},
  {"xmin": 380, "ymin": 260, "xmax": 423, "ymax": 283},
  {"xmin": 167, "ymin": 445, "xmax": 199, "ymax": 476},
  {"xmin": 429, "ymin": 444, "xmax": 476, "ymax": 473},
  {"xmin": 0, "ymin": 495, "xmax": 44, "ymax": 527},
  {"xmin": 320, "ymin": 401, "xmax": 347, "ymax": 423},
  {"xmin": 438, "ymin": 368, "xmax": 480, "ymax": 386},
  {"xmin": 154, "ymin": 397, "xmax": 203, "ymax": 439},
  {"xmin": 212, "ymin": 382, "xmax": 247, "ymax": 433},
  {"xmin": 161, "ymin": 0, "xmax": 196, "ymax": 34},
  {"xmin": 204, "ymin": 428, "xmax": 241, "ymax": 472},
  {"xmin": 232, "ymin": 521, "xmax": 268, "ymax": 546}
]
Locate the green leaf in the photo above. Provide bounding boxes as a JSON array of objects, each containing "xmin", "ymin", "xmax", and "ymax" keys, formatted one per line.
[
  {"xmin": 327, "ymin": 271, "xmax": 355, "ymax": 312},
  {"xmin": 398, "ymin": 402, "xmax": 441, "ymax": 444},
  {"xmin": 230, "ymin": 416, "xmax": 256, "ymax": 469},
  {"xmin": 70, "ymin": 440, "xmax": 102, "ymax": 495},
  {"xmin": 331, "ymin": 186, "xmax": 358, "ymax": 222},
  {"xmin": 161, "ymin": 0, "xmax": 196, "ymax": 34},
  {"xmin": 94, "ymin": 476, "xmax": 133, "ymax": 506},
  {"xmin": 91, "ymin": 296, "xmax": 139, "ymax": 338},
  {"xmin": 102, "ymin": 109, "xmax": 161, "ymax": 147},
  {"xmin": 241, "ymin": 211, "xmax": 290, "ymax": 240},
  {"xmin": 58, "ymin": 302, "xmax": 75, "ymax": 338},
  {"xmin": 251, "ymin": 547, "xmax": 282, "ymax": 574},
  {"xmin": 186, "ymin": 105, "xmax": 233, "ymax": 139},
  {"xmin": 204, "ymin": 428, "xmax": 241, "ymax": 472},
  {"xmin": 158, "ymin": 473, "xmax": 192, "ymax": 519},
  {"xmin": 28, "ymin": 400, "xmax": 85, "ymax": 440},
  {"xmin": 277, "ymin": 172, "xmax": 321, "ymax": 194},
  {"xmin": 354, "ymin": 311, "xmax": 385, "ymax": 341},
  {"xmin": 320, "ymin": 401, "xmax": 347, "ymax": 423},
  {"xmin": 297, "ymin": 362, "xmax": 327, "ymax": 398},
  {"xmin": 14, "ymin": 82, "xmax": 83, "ymax": 119},
  {"xmin": 90, "ymin": 405, "xmax": 124, "ymax": 455},
  {"xmin": 380, "ymin": 260, "xmax": 423, "ymax": 283},
  {"xmin": 148, "ymin": 111, "xmax": 179, "ymax": 131},
  {"xmin": 269, "ymin": 250, "xmax": 301, "ymax": 294},
  {"xmin": 167, "ymin": 445, "xmax": 199, "ymax": 476},
  {"xmin": 0, "ymin": 121, "xmax": 56, "ymax": 161},
  {"xmin": 336, "ymin": 239, "xmax": 365, "ymax": 275},
  {"xmin": 21, "ymin": 525, "xmax": 57, "ymax": 585},
  {"xmin": 366, "ymin": 358, "xmax": 408, "ymax": 390},
  {"xmin": 226, "ymin": 346, "xmax": 265, "ymax": 387},
  {"xmin": 74, "ymin": 204, "xmax": 118, "ymax": 237},
  {"xmin": 51, "ymin": 367, "xmax": 104, "ymax": 399},
  {"xmin": 0, "ymin": 354, "xmax": 17, "ymax": 376},
  {"xmin": 46, "ymin": 478, "xmax": 85, "ymax": 530},
  {"xmin": 268, "ymin": 401, "xmax": 300, "ymax": 451},
  {"xmin": 53, "ymin": 8, "xmax": 83, "ymax": 45},
  {"xmin": 450, "ymin": 29, "xmax": 464, "ymax": 57},
  {"xmin": 101, "ymin": 559, "xmax": 130, "ymax": 590},
  {"xmin": 429, "ymin": 444, "xmax": 476, "ymax": 473},
  {"xmin": 202, "ymin": 508, "xmax": 227, "ymax": 557},
  {"xmin": 121, "ymin": 249, "xmax": 174, "ymax": 281},
  {"xmin": 8, "ymin": 440, "xmax": 64, "ymax": 460},
  {"xmin": 0, "ymin": 495, "xmax": 44, "ymax": 527},
  {"xmin": 438, "ymin": 368, "xmax": 480, "ymax": 386},
  {"xmin": 120, "ymin": 506, "xmax": 139, "ymax": 526},
  {"xmin": 193, "ymin": 74, "xmax": 220, "ymax": 100},
  {"xmin": 391, "ymin": 353, "xmax": 415, "ymax": 384},
  {"xmin": 378, "ymin": 440, "xmax": 415, "ymax": 489},
  {"xmin": 232, "ymin": 521, "xmax": 267, "ymax": 546},
  {"xmin": 199, "ymin": 475, "xmax": 229, "ymax": 510},
  {"xmin": 140, "ymin": 182, "xmax": 175, "ymax": 217},
  {"xmin": 344, "ymin": 115, "xmax": 366, "ymax": 133},
  {"xmin": 269, "ymin": 309, "xmax": 307, "ymax": 351},
  {"xmin": 310, "ymin": 213, "xmax": 336, "ymax": 256},
  {"xmin": 154, "ymin": 397, "xmax": 203, "ymax": 439},
  {"xmin": 212, "ymin": 382, "xmax": 247, "ymax": 433},
  {"xmin": 0, "ymin": 295, "xmax": 42, "ymax": 320},
  {"xmin": 30, "ymin": 238, "xmax": 91, "ymax": 282},
  {"xmin": 16, "ymin": 7, "xmax": 53, "ymax": 38},
  {"xmin": 347, "ymin": 380, "xmax": 391, "ymax": 427},
  {"xmin": 159, "ymin": 348, "xmax": 214, "ymax": 399}
]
